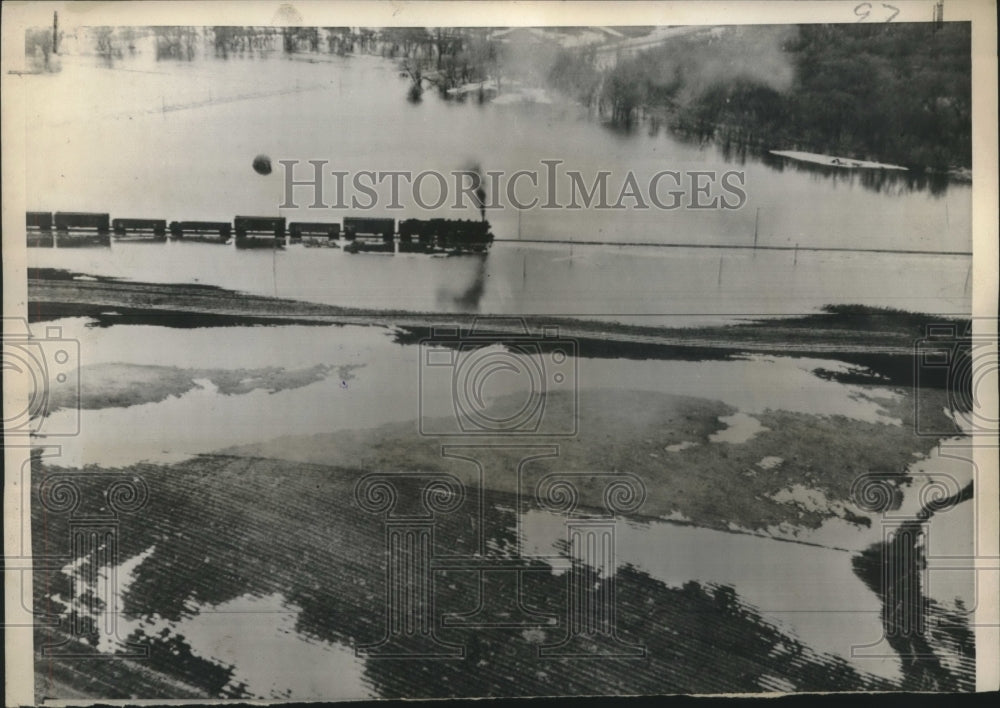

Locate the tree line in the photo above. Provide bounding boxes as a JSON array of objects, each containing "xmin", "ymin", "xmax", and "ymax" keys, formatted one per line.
[{"xmin": 548, "ymin": 23, "xmax": 971, "ymax": 171}]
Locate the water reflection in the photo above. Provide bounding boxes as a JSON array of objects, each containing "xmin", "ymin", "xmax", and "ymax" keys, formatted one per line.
[
  {"xmin": 36, "ymin": 319, "xmax": 919, "ymax": 468},
  {"xmin": 519, "ymin": 508, "xmax": 901, "ymax": 681},
  {"xmin": 25, "ymin": 44, "xmax": 971, "ymax": 256},
  {"xmin": 41, "ymin": 26, "xmax": 969, "ymax": 201},
  {"xmin": 38, "ymin": 442, "xmax": 974, "ymax": 695},
  {"xmin": 29, "ymin": 316, "xmax": 976, "ymax": 695},
  {"xmin": 165, "ymin": 593, "xmax": 371, "ymax": 700},
  {"xmin": 154, "ymin": 27, "xmax": 199, "ymax": 61},
  {"xmin": 28, "ymin": 241, "xmax": 972, "ymax": 322},
  {"xmin": 35, "ymin": 456, "xmax": 921, "ymax": 696},
  {"xmin": 760, "ymin": 151, "xmax": 956, "ymax": 197},
  {"xmin": 438, "ymin": 253, "xmax": 488, "ymax": 310}
]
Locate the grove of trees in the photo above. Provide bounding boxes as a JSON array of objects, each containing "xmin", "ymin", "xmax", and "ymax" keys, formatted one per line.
[{"xmin": 548, "ymin": 23, "xmax": 972, "ymax": 171}]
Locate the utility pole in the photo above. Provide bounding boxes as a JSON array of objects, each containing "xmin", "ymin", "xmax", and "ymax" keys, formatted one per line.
[
  {"xmin": 53, "ymin": 11, "xmax": 59, "ymax": 54},
  {"xmin": 753, "ymin": 207, "xmax": 760, "ymax": 252}
]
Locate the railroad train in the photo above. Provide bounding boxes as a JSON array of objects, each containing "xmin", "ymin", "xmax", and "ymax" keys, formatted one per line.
[{"xmin": 25, "ymin": 211, "xmax": 494, "ymax": 254}]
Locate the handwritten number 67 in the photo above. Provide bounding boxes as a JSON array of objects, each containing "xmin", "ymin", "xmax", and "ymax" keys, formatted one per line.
[{"xmin": 854, "ymin": 3, "xmax": 900, "ymax": 22}]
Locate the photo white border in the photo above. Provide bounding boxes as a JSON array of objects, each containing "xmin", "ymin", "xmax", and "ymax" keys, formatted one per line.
[{"xmin": 3, "ymin": 1, "xmax": 996, "ymax": 703}]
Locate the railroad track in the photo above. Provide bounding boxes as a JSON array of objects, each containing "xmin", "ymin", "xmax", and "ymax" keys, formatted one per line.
[{"xmin": 29, "ymin": 276, "xmax": 925, "ymax": 357}]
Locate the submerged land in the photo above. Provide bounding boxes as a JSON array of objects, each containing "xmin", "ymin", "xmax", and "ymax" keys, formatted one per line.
[
  {"xmin": 27, "ymin": 268, "xmax": 975, "ymax": 699},
  {"xmin": 19, "ymin": 17, "xmax": 978, "ymax": 701}
]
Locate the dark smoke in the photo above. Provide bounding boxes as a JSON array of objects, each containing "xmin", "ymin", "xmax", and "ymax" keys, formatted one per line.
[{"xmin": 463, "ymin": 161, "xmax": 487, "ymax": 222}]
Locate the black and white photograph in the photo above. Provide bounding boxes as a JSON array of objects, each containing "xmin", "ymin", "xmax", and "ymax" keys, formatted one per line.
[{"xmin": 2, "ymin": 0, "xmax": 997, "ymax": 703}]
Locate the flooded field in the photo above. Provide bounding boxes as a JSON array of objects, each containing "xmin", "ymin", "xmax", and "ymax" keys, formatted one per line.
[
  {"xmin": 32, "ymin": 446, "xmax": 975, "ymax": 697},
  {"xmin": 28, "ymin": 239, "xmax": 971, "ymax": 322},
  {"xmin": 25, "ymin": 51, "xmax": 971, "ymax": 253},
  {"xmin": 35, "ymin": 316, "xmax": 940, "ymax": 468},
  {"xmin": 17, "ymin": 26, "xmax": 980, "ymax": 702},
  {"xmin": 22, "ymin": 48, "xmax": 972, "ymax": 325},
  {"xmin": 31, "ymin": 314, "xmax": 976, "ymax": 698}
]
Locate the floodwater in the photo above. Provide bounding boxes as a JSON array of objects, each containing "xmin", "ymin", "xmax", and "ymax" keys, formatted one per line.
[
  {"xmin": 34, "ymin": 317, "xmax": 975, "ymax": 694},
  {"xmin": 29, "ymin": 239, "xmax": 971, "ymax": 322},
  {"xmin": 520, "ymin": 508, "xmax": 901, "ymax": 682},
  {"xmin": 23, "ymin": 46, "xmax": 972, "ymax": 320},
  {"xmin": 24, "ymin": 40, "xmax": 975, "ymax": 697},
  {"xmin": 58, "ymin": 546, "xmax": 373, "ymax": 700},
  {"xmin": 39, "ymin": 318, "xmax": 910, "ymax": 468}
]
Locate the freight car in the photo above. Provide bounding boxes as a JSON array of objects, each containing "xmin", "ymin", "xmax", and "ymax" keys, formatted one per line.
[
  {"xmin": 27, "ymin": 212, "xmax": 54, "ymax": 247},
  {"xmin": 54, "ymin": 212, "xmax": 111, "ymax": 247},
  {"xmin": 112, "ymin": 218, "xmax": 167, "ymax": 241},
  {"xmin": 29, "ymin": 210, "xmax": 495, "ymax": 255},
  {"xmin": 235, "ymin": 216, "xmax": 286, "ymax": 249},
  {"xmin": 290, "ymin": 222, "xmax": 340, "ymax": 247},
  {"xmin": 169, "ymin": 221, "xmax": 232, "ymax": 243},
  {"xmin": 343, "ymin": 217, "xmax": 395, "ymax": 253},
  {"xmin": 342, "ymin": 217, "xmax": 395, "ymax": 241}
]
